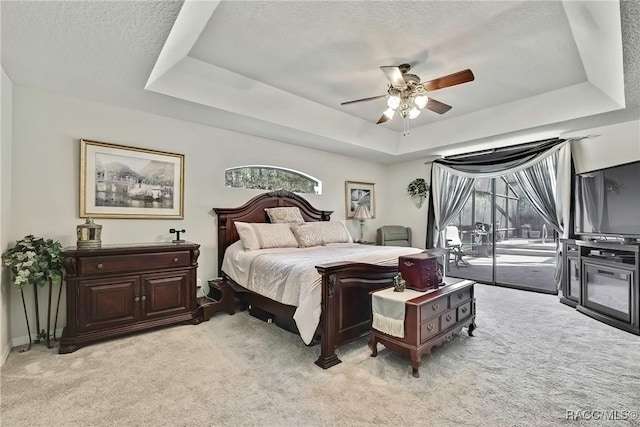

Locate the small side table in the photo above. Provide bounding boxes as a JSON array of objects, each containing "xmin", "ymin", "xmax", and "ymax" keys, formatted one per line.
[{"xmin": 198, "ymin": 279, "xmax": 235, "ymax": 321}]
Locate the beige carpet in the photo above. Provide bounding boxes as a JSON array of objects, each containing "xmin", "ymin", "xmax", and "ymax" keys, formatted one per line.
[{"xmin": 1, "ymin": 284, "xmax": 639, "ymax": 427}]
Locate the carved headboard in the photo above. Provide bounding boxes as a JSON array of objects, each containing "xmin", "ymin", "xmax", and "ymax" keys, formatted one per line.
[{"xmin": 213, "ymin": 190, "xmax": 333, "ymax": 275}]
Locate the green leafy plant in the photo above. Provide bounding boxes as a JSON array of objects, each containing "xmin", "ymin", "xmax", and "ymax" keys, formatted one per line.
[
  {"xmin": 2, "ymin": 235, "xmax": 63, "ymax": 289},
  {"xmin": 407, "ymin": 178, "xmax": 429, "ymax": 197}
]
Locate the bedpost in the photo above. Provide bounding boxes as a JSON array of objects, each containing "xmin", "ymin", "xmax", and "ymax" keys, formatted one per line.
[{"xmin": 314, "ymin": 273, "xmax": 341, "ymax": 369}]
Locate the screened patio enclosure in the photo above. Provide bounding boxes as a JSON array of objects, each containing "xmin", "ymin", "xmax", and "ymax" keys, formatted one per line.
[{"xmin": 445, "ymin": 175, "xmax": 557, "ymax": 293}]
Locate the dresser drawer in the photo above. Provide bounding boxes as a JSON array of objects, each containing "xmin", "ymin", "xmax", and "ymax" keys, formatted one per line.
[
  {"xmin": 450, "ymin": 286, "xmax": 472, "ymax": 306},
  {"xmin": 440, "ymin": 309, "xmax": 457, "ymax": 330},
  {"xmin": 78, "ymin": 251, "xmax": 191, "ymax": 275},
  {"xmin": 457, "ymin": 301, "xmax": 472, "ymax": 320},
  {"xmin": 420, "ymin": 296, "xmax": 448, "ymax": 320},
  {"xmin": 420, "ymin": 318, "xmax": 440, "ymax": 342}
]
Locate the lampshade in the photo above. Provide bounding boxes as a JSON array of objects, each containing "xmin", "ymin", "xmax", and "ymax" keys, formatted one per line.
[
  {"xmin": 414, "ymin": 95, "xmax": 428, "ymax": 109},
  {"xmin": 408, "ymin": 107, "xmax": 421, "ymax": 119},
  {"xmin": 383, "ymin": 107, "xmax": 396, "ymax": 119},
  {"xmin": 387, "ymin": 96, "xmax": 401, "ymax": 109},
  {"xmin": 353, "ymin": 204, "xmax": 372, "ymax": 220}
]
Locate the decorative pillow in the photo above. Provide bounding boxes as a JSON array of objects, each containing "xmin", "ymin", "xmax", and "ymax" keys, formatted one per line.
[
  {"xmin": 264, "ymin": 207, "xmax": 305, "ymax": 224},
  {"xmin": 252, "ymin": 223, "xmax": 299, "ymax": 249},
  {"xmin": 291, "ymin": 222, "xmax": 353, "ymax": 248},
  {"xmin": 234, "ymin": 222, "xmax": 261, "ymax": 251}
]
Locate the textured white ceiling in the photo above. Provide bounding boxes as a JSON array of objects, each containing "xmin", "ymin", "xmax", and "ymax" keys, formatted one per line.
[
  {"xmin": 190, "ymin": 1, "xmax": 585, "ymax": 127},
  {"xmin": 1, "ymin": 0, "xmax": 638, "ymax": 163}
]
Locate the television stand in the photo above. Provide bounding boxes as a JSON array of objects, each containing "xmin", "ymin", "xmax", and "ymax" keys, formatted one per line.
[{"xmin": 560, "ymin": 238, "xmax": 639, "ymax": 335}]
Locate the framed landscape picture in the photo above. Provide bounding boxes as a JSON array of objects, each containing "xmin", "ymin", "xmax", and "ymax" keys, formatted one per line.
[
  {"xmin": 345, "ymin": 181, "xmax": 375, "ymax": 218},
  {"xmin": 80, "ymin": 139, "xmax": 184, "ymax": 219}
]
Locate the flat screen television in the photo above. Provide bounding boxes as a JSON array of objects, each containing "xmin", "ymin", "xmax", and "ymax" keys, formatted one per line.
[{"xmin": 574, "ymin": 160, "xmax": 640, "ymax": 240}]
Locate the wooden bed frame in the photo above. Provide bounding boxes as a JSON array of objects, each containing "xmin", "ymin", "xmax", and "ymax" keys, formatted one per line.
[{"xmin": 214, "ymin": 190, "xmax": 402, "ymax": 369}]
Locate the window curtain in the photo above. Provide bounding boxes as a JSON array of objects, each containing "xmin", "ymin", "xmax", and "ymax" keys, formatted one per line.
[
  {"xmin": 427, "ymin": 138, "xmax": 572, "ymax": 290},
  {"xmin": 431, "ymin": 169, "xmax": 475, "ymax": 248}
]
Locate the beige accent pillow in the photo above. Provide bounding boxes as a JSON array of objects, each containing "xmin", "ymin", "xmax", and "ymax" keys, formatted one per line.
[
  {"xmin": 264, "ymin": 207, "xmax": 305, "ymax": 224},
  {"xmin": 234, "ymin": 222, "xmax": 261, "ymax": 251},
  {"xmin": 252, "ymin": 223, "xmax": 299, "ymax": 249},
  {"xmin": 291, "ymin": 222, "xmax": 353, "ymax": 248}
]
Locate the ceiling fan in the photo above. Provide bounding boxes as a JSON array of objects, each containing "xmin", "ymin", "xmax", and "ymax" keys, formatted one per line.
[{"xmin": 341, "ymin": 64, "xmax": 475, "ymax": 127}]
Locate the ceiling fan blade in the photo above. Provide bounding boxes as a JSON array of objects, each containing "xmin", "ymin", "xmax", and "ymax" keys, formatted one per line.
[
  {"xmin": 341, "ymin": 94, "xmax": 386, "ymax": 106},
  {"xmin": 425, "ymin": 97, "xmax": 453, "ymax": 114},
  {"xmin": 423, "ymin": 69, "xmax": 475, "ymax": 92},
  {"xmin": 380, "ymin": 66, "xmax": 407, "ymax": 88},
  {"xmin": 376, "ymin": 114, "xmax": 389, "ymax": 124}
]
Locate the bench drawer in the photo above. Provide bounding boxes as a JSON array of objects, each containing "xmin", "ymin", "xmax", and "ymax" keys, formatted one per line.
[
  {"xmin": 420, "ymin": 296, "xmax": 448, "ymax": 320},
  {"xmin": 450, "ymin": 287, "xmax": 472, "ymax": 306}
]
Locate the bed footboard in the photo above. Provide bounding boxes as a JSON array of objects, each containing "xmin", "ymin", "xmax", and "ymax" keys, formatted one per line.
[{"xmin": 314, "ymin": 262, "xmax": 398, "ymax": 369}]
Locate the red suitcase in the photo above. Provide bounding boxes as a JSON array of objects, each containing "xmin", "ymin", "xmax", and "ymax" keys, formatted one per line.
[{"xmin": 398, "ymin": 253, "xmax": 442, "ymax": 291}]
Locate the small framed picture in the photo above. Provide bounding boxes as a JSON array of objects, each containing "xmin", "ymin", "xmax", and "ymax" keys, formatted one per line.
[
  {"xmin": 80, "ymin": 139, "xmax": 184, "ymax": 219},
  {"xmin": 345, "ymin": 181, "xmax": 375, "ymax": 218}
]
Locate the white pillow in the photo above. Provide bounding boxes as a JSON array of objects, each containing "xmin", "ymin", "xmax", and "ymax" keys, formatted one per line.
[
  {"xmin": 291, "ymin": 221, "xmax": 353, "ymax": 247},
  {"xmin": 235, "ymin": 222, "xmax": 299, "ymax": 250},
  {"xmin": 252, "ymin": 223, "xmax": 299, "ymax": 249},
  {"xmin": 264, "ymin": 206, "xmax": 305, "ymax": 223},
  {"xmin": 234, "ymin": 222, "xmax": 261, "ymax": 251}
]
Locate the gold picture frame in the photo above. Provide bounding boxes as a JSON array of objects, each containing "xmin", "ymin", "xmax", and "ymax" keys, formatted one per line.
[
  {"xmin": 80, "ymin": 139, "xmax": 184, "ymax": 219},
  {"xmin": 345, "ymin": 181, "xmax": 375, "ymax": 218}
]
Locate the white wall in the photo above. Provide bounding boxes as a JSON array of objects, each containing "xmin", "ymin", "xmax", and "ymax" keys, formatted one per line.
[
  {"xmin": 567, "ymin": 120, "xmax": 640, "ymax": 173},
  {"xmin": 385, "ymin": 159, "xmax": 432, "ymax": 249},
  {"xmin": 8, "ymin": 84, "xmax": 395, "ymax": 345},
  {"xmin": 1, "ymin": 67, "xmax": 13, "ymax": 363}
]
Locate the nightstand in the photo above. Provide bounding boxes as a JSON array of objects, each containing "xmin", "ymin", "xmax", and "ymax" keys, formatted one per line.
[{"xmin": 198, "ymin": 278, "xmax": 235, "ymax": 321}]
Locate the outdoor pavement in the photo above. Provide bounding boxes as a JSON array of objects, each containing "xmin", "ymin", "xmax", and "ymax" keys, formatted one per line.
[{"xmin": 446, "ymin": 239, "xmax": 558, "ymax": 292}]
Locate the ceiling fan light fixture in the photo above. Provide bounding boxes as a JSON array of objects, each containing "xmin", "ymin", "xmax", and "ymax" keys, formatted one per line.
[
  {"xmin": 386, "ymin": 96, "xmax": 401, "ymax": 109},
  {"xmin": 383, "ymin": 107, "xmax": 396, "ymax": 119},
  {"xmin": 408, "ymin": 107, "xmax": 421, "ymax": 119},
  {"xmin": 414, "ymin": 95, "xmax": 428, "ymax": 109}
]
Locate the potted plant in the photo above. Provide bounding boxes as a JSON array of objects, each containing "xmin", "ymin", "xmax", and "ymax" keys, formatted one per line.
[
  {"xmin": 2, "ymin": 235, "xmax": 64, "ymax": 350},
  {"xmin": 407, "ymin": 178, "xmax": 430, "ymax": 208}
]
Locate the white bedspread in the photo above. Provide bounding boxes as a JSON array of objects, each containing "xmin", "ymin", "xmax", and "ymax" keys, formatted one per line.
[{"xmin": 222, "ymin": 241, "xmax": 423, "ymax": 344}]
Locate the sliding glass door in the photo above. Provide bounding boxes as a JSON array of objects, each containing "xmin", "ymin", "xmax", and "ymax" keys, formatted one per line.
[{"xmin": 446, "ymin": 175, "xmax": 558, "ymax": 294}]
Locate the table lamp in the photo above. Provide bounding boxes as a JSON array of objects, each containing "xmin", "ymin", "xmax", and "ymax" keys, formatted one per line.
[{"xmin": 353, "ymin": 204, "xmax": 372, "ymax": 243}]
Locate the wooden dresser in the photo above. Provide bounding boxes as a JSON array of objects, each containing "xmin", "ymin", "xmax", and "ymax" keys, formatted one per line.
[
  {"xmin": 59, "ymin": 242, "xmax": 201, "ymax": 354},
  {"xmin": 369, "ymin": 278, "xmax": 476, "ymax": 377}
]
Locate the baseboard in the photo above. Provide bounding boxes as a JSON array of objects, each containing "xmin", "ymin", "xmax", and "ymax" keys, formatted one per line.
[{"xmin": 10, "ymin": 328, "xmax": 65, "ymax": 349}]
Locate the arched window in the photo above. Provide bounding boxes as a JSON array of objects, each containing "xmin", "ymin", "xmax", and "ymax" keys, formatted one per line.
[{"xmin": 225, "ymin": 165, "xmax": 322, "ymax": 195}]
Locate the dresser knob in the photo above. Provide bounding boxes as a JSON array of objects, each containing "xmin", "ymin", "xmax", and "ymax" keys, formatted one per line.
[
  {"xmin": 173, "ymin": 257, "xmax": 179, "ymax": 263},
  {"xmin": 97, "ymin": 263, "xmax": 103, "ymax": 269},
  {"xmin": 446, "ymin": 314, "xmax": 452, "ymax": 322},
  {"xmin": 461, "ymin": 307, "xmax": 468, "ymax": 314},
  {"xmin": 432, "ymin": 303, "xmax": 439, "ymax": 311},
  {"xmin": 427, "ymin": 324, "xmax": 434, "ymax": 331},
  {"xmin": 134, "ymin": 296, "xmax": 140, "ymax": 302},
  {"xmin": 458, "ymin": 292, "xmax": 464, "ymax": 299},
  {"xmin": 141, "ymin": 295, "xmax": 147, "ymax": 301}
]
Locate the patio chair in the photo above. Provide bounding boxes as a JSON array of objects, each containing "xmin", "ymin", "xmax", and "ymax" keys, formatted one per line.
[{"xmin": 445, "ymin": 225, "xmax": 471, "ymax": 268}]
